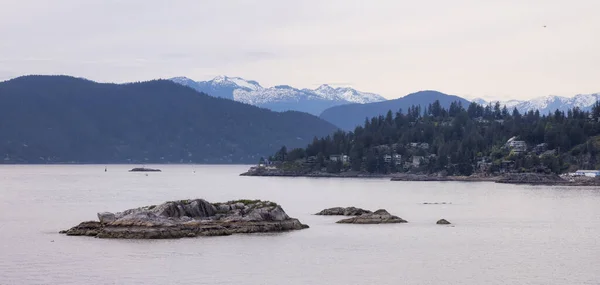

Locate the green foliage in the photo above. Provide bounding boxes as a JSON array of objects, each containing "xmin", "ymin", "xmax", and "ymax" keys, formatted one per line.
[
  {"xmin": 273, "ymin": 146, "xmax": 288, "ymax": 161},
  {"xmin": 286, "ymin": 148, "xmax": 306, "ymax": 161}
]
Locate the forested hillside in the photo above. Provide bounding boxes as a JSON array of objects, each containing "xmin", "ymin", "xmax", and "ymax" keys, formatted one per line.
[
  {"xmin": 267, "ymin": 100, "xmax": 600, "ymax": 175},
  {"xmin": 0, "ymin": 75, "xmax": 338, "ymax": 163}
]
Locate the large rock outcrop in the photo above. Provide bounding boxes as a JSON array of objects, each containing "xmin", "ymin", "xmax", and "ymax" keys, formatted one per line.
[
  {"xmin": 315, "ymin": 207, "xmax": 372, "ymax": 216},
  {"xmin": 336, "ymin": 209, "xmax": 408, "ymax": 224},
  {"xmin": 61, "ymin": 199, "xmax": 308, "ymax": 239}
]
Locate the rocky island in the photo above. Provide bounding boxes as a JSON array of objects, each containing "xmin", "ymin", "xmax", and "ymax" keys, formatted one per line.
[
  {"xmin": 315, "ymin": 207, "xmax": 407, "ymax": 224},
  {"xmin": 436, "ymin": 219, "xmax": 451, "ymax": 225},
  {"xmin": 60, "ymin": 199, "xmax": 308, "ymax": 239},
  {"xmin": 129, "ymin": 167, "xmax": 162, "ymax": 172},
  {"xmin": 336, "ymin": 209, "xmax": 408, "ymax": 224},
  {"xmin": 315, "ymin": 207, "xmax": 372, "ymax": 216}
]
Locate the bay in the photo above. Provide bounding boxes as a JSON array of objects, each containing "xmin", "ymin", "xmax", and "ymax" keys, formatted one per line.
[{"xmin": 1, "ymin": 165, "xmax": 599, "ymax": 285}]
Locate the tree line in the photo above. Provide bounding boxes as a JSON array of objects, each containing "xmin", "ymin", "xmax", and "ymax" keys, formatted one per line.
[{"xmin": 269, "ymin": 100, "xmax": 600, "ymax": 175}]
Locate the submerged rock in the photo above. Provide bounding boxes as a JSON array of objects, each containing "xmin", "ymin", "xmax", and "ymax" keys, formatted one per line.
[
  {"xmin": 336, "ymin": 209, "xmax": 407, "ymax": 224},
  {"xmin": 315, "ymin": 207, "xmax": 372, "ymax": 216},
  {"xmin": 61, "ymin": 199, "xmax": 308, "ymax": 239},
  {"xmin": 436, "ymin": 219, "xmax": 451, "ymax": 225}
]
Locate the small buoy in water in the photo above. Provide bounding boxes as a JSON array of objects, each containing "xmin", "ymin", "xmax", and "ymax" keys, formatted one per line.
[
  {"xmin": 51, "ymin": 240, "xmax": 54, "ymax": 242},
  {"xmin": 145, "ymin": 174, "xmax": 148, "ymax": 176}
]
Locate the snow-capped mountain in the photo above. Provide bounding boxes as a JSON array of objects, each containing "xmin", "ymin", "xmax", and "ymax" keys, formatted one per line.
[
  {"xmin": 310, "ymin": 84, "xmax": 385, "ymax": 104},
  {"xmin": 170, "ymin": 76, "xmax": 386, "ymax": 115},
  {"xmin": 473, "ymin": 93, "xmax": 600, "ymax": 114}
]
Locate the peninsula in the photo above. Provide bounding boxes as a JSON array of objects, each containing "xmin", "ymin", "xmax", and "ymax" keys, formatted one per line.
[{"xmin": 241, "ymin": 100, "xmax": 600, "ymax": 186}]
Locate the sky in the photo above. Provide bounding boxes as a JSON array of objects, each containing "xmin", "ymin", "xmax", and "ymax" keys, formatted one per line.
[{"xmin": 1, "ymin": 0, "xmax": 599, "ymax": 101}]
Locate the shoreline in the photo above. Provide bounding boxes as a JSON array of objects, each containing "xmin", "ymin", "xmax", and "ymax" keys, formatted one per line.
[
  {"xmin": 240, "ymin": 168, "xmax": 600, "ymax": 186},
  {"xmin": 240, "ymin": 170, "xmax": 394, "ymax": 178},
  {"xmin": 240, "ymin": 168, "xmax": 498, "ymax": 181}
]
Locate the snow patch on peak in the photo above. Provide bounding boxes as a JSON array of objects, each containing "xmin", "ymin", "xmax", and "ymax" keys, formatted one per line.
[
  {"xmin": 228, "ymin": 77, "xmax": 261, "ymax": 90},
  {"xmin": 170, "ymin": 76, "xmax": 195, "ymax": 84},
  {"xmin": 207, "ymin": 75, "xmax": 262, "ymax": 90},
  {"xmin": 311, "ymin": 85, "xmax": 385, "ymax": 104}
]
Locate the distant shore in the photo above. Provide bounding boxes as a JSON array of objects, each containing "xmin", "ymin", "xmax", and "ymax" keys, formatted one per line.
[
  {"xmin": 240, "ymin": 168, "xmax": 393, "ymax": 178},
  {"xmin": 240, "ymin": 167, "xmax": 600, "ymax": 186},
  {"xmin": 239, "ymin": 167, "xmax": 497, "ymax": 181}
]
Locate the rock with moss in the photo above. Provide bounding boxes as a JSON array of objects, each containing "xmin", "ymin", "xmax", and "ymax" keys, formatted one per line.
[
  {"xmin": 336, "ymin": 209, "xmax": 408, "ymax": 224},
  {"xmin": 315, "ymin": 207, "xmax": 372, "ymax": 216},
  {"xmin": 61, "ymin": 199, "xmax": 308, "ymax": 239}
]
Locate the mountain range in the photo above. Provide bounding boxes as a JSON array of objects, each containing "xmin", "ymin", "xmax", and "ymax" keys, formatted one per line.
[
  {"xmin": 173, "ymin": 75, "xmax": 599, "ymax": 129},
  {"xmin": 1, "ymin": 74, "xmax": 597, "ymax": 164},
  {"xmin": 0, "ymin": 76, "xmax": 338, "ymax": 164},
  {"xmin": 170, "ymin": 76, "xmax": 386, "ymax": 115},
  {"xmin": 473, "ymin": 93, "xmax": 600, "ymax": 115}
]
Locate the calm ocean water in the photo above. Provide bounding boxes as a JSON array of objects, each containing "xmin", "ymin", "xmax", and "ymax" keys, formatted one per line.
[{"xmin": 1, "ymin": 165, "xmax": 599, "ymax": 285}]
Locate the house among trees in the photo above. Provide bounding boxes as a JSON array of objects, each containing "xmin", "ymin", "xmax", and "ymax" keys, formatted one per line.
[
  {"xmin": 393, "ymin": 154, "xmax": 402, "ymax": 165},
  {"xmin": 329, "ymin": 154, "xmax": 349, "ymax": 163},
  {"xmin": 533, "ymin": 143, "xmax": 548, "ymax": 154},
  {"xmin": 383, "ymin": 154, "xmax": 392, "ymax": 163},
  {"xmin": 412, "ymin": 156, "xmax": 423, "ymax": 167},
  {"xmin": 476, "ymin": 157, "xmax": 492, "ymax": 173},
  {"xmin": 506, "ymin": 137, "xmax": 527, "ymax": 153},
  {"xmin": 500, "ymin": 160, "xmax": 515, "ymax": 173}
]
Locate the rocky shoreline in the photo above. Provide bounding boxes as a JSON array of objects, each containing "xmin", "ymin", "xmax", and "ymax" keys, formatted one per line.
[
  {"xmin": 240, "ymin": 167, "xmax": 392, "ymax": 178},
  {"xmin": 60, "ymin": 199, "xmax": 308, "ymax": 239},
  {"xmin": 241, "ymin": 166, "xmax": 600, "ymax": 186},
  {"xmin": 390, "ymin": 174, "xmax": 498, "ymax": 182}
]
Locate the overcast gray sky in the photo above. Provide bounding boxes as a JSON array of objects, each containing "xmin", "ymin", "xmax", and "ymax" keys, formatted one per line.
[{"xmin": 1, "ymin": 0, "xmax": 599, "ymax": 100}]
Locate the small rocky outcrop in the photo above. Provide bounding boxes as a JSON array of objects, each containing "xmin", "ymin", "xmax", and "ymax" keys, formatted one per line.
[
  {"xmin": 315, "ymin": 207, "xmax": 372, "ymax": 216},
  {"xmin": 336, "ymin": 209, "xmax": 407, "ymax": 224},
  {"xmin": 61, "ymin": 199, "xmax": 308, "ymax": 239},
  {"xmin": 129, "ymin": 167, "xmax": 162, "ymax": 172},
  {"xmin": 436, "ymin": 219, "xmax": 451, "ymax": 225}
]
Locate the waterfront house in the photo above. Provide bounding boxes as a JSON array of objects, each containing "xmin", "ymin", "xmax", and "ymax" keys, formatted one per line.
[
  {"xmin": 574, "ymin": 170, "xmax": 600, "ymax": 177},
  {"xmin": 330, "ymin": 154, "xmax": 349, "ymax": 163}
]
